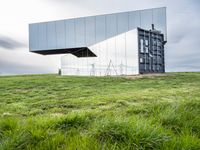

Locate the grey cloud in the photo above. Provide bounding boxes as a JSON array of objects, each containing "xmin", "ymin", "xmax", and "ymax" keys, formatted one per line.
[
  {"xmin": 0, "ymin": 49, "xmax": 59, "ymax": 75},
  {"xmin": 0, "ymin": 35, "xmax": 26, "ymax": 49},
  {"xmin": 0, "ymin": 60, "xmax": 52, "ymax": 75}
]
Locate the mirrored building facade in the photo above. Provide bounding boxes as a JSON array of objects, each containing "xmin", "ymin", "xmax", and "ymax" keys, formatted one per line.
[{"xmin": 29, "ymin": 7, "xmax": 167, "ymax": 76}]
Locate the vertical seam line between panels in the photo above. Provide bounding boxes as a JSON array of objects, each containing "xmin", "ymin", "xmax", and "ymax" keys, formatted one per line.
[
  {"xmin": 84, "ymin": 18, "xmax": 86, "ymax": 46},
  {"xmin": 105, "ymin": 15, "xmax": 107, "ymax": 39},
  {"xmin": 37, "ymin": 24, "xmax": 39, "ymax": 50},
  {"xmin": 74, "ymin": 19, "xmax": 76, "ymax": 48},
  {"xmin": 128, "ymin": 12, "xmax": 130, "ymax": 30},
  {"xmin": 55, "ymin": 22, "xmax": 57, "ymax": 49},
  {"xmin": 105, "ymin": 15, "xmax": 108, "ymax": 64},
  {"xmin": 116, "ymin": 14, "xmax": 118, "ymax": 34},
  {"xmin": 152, "ymin": 9, "xmax": 153, "ymax": 25},
  {"xmin": 139, "ymin": 11, "xmax": 141, "ymax": 27},
  {"xmin": 116, "ymin": 14, "xmax": 118, "ymax": 69},
  {"xmin": 46, "ymin": 23, "xmax": 48, "ymax": 49},
  {"xmin": 64, "ymin": 21, "xmax": 67, "ymax": 48},
  {"xmin": 95, "ymin": 16, "xmax": 96, "ymax": 43},
  {"xmin": 165, "ymin": 8, "xmax": 167, "ymax": 41}
]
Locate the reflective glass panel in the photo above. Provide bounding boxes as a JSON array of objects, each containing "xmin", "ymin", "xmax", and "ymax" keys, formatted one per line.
[
  {"xmin": 65, "ymin": 19, "xmax": 75, "ymax": 48},
  {"xmin": 106, "ymin": 14, "xmax": 117, "ymax": 39},
  {"xmin": 29, "ymin": 24, "xmax": 38, "ymax": 50},
  {"xmin": 95, "ymin": 15, "xmax": 106, "ymax": 43},
  {"xmin": 75, "ymin": 18, "xmax": 85, "ymax": 47},
  {"xmin": 38, "ymin": 23, "xmax": 47, "ymax": 49},
  {"xmin": 153, "ymin": 7, "xmax": 167, "ymax": 40},
  {"xmin": 85, "ymin": 16, "xmax": 95, "ymax": 46},
  {"xmin": 47, "ymin": 22, "xmax": 56, "ymax": 49},
  {"xmin": 117, "ymin": 12, "xmax": 129, "ymax": 34},
  {"xmin": 141, "ymin": 9, "xmax": 153, "ymax": 30},
  {"xmin": 56, "ymin": 20, "xmax": 66, "ymax": 48},
  {"xmin": 129, "ymin": 11, "xmax": 141, "ymax": 29}
]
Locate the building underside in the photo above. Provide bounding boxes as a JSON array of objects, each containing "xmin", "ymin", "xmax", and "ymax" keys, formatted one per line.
[{"xmin": 33, "ymin": 47, "xmax": 97, "ymax": 57}]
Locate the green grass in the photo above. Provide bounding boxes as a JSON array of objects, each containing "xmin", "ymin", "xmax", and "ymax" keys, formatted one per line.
[{"xmin": 0, "ymin": 72, "xmax": 200, "ymax": 150}]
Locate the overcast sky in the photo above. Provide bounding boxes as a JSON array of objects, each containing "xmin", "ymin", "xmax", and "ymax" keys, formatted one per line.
[{"xmin": 0, "ymin": 0, "xmax": 200, "ymax": 75}]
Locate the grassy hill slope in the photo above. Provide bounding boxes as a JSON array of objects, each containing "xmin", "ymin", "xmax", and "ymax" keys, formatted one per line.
[{"xmin": 0, "ymin": 73, "xmax": 200, "ymax": 149}]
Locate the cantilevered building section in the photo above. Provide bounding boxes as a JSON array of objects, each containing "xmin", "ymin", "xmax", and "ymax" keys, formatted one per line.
[{"xmin": 29, "ymin": 7, "xmax": 167, "ymax": 76}]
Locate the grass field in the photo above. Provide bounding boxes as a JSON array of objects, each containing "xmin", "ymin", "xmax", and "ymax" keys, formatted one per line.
[{"xmin": 0, "ymin": 72, "xmax": 200, "ymax": 150}]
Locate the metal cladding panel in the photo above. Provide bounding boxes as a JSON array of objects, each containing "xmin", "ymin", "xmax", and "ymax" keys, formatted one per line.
[
  {"xmin": 117, "ymin": 12, "xmax": 129, "ymax": 34},
  {"xmin": 38, "ymin": 23, "xmax": 47, "ymax": 50},
  {"xmin": 75, "ymin": 18, "xmax": 85, "ymax": 47},
  {"xmin": 85, "ymin": 16, "xmax": 96, "ymax": 45},
  {"xmin": 29, "ymin": 7, "xmax": 167, "ymax": 53},
  {"xmin": 56, "ymin": 20, "xmax": 66, "ymax": 48},
  {"xmin": 47, "ymin": 22, "xmax": 56, "ymax": 49},
  {"xmin": 128, "ymin": 11, "xmax": 141, "ymax": 29},
  {"xmin": 65, "ymin": 19, "xmax": 75, "ymax": 48},
  {"xmin": 95, "ymin": 15, "xmax": 106, "ymax": 43},
  {"xmin": 29, "ymin": 24, "xmax": 38, "ymax": 50}
]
